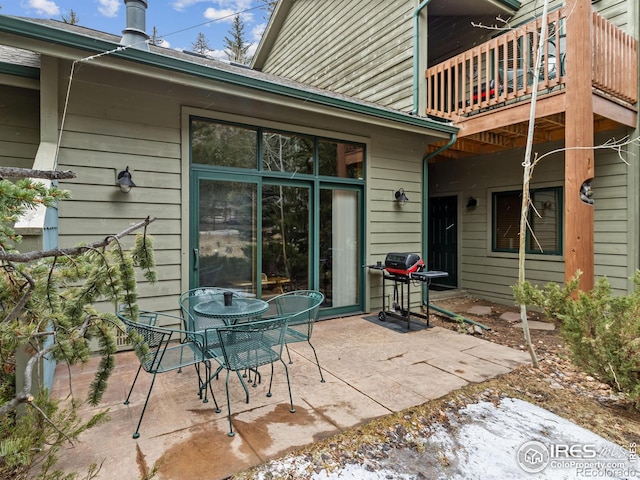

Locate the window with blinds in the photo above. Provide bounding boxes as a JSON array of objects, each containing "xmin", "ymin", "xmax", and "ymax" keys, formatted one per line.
[{"xmin": 492, "ymin": 187, "xmax": 563, "ymax": 255}]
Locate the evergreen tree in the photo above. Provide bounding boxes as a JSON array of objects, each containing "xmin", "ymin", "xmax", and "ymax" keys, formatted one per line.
[
  {"xmin": 0, "ymin": 166, "xmax": 156, "ymax": 478},
  {"xmin": 61, "ymin": 9, "xmax": 79, "ymax": 25},
  {"xmin": 223, "ymin": 14, "xmax": 251, "ymax": 64},
  {"xmin": 192, "ymin": 32, "xmax": 211, "ymax": 54}
]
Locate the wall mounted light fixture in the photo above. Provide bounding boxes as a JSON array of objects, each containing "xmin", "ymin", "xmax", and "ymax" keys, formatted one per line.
[
  {"xmin": 395, "ymin": 188, "xmax": 409, "ymax": 206},
  {"xmin": 116, "ymin": 166, "xmax": 136, "ymax": 193},
  {"xmin": 466, "ymin": 197, "xmax": 478, "ymax": 208}
]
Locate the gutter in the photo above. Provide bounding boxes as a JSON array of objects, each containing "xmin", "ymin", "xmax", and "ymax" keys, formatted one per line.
[
  {"xmin": 429, "ymin": 303, "xmax": 492, "ymax": 331},
  {"xmin": 421, "ymin": 132, "xmax": 457, "ymax": 281}
]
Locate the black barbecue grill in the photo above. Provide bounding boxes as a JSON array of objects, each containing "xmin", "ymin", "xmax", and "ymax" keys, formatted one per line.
[{"xmin": 368, "ymin": 253, "xmax": 448, "ymax": 329}]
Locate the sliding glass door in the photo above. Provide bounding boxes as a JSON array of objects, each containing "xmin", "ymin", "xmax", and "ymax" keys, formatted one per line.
[
  {"xmin": 194, "ymin": 177, "xmax": 258, "ymax": 291},
  {"xmin": 319, "ymin": 187, "xmax": 360, "ymax": 309}
]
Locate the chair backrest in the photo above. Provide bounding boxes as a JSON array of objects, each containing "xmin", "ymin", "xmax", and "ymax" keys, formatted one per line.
[
  {"xmin": 118, "ymin": 312, "xmax": 177, "ymax": 373},
  {"xmin": 211, "ymin": 316, "xmax": 290, "ymax": 372},
  {"xmin": 270, "ymin": 290, "xmax": 324, "ymax": 336},
  {"xmin": 179, "ymin": 287, "xmax": 238, "ymax": 332},
  {"xmin": 117, "ymin": 310, "xmax": 205, "ymax": 374}
]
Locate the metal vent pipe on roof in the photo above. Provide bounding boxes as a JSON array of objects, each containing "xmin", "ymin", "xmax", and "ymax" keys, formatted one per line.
[{"xmin": 120, "ymin": 0, "xmax": 150, "ymax": 51}]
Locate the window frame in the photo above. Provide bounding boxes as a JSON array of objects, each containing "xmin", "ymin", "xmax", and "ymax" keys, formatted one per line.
[{"xmin": 491, "ymin": 186, "xmax": 563, "ymax": 255}]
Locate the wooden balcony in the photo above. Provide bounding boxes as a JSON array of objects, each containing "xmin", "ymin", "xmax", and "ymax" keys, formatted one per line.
[{"xmin": 425, "ymin": 8, "xmax": 638, "ymax": 159}]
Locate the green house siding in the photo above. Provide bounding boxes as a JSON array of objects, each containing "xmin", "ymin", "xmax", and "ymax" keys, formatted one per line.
[
  {"xmin": 35, "ymin": 58, "xmax": 443, "ymax": 314},
  {"xmin": 0, "ymin": 84, "xmax": 39, "ymax": 169},
  {"xmin": 592, "ymin": 129, "xmax": 638, "ymax": 293},
  {"xmin": 429, "ymin": 126, "xmax": 636, "ymax": 304},
  {"xmin": 261, "ymin": 0, "xmax": 415, "ymax": 112},
  {"xmin": 55, "ymin": 68, "xmax": 183, "ymax": 313}
]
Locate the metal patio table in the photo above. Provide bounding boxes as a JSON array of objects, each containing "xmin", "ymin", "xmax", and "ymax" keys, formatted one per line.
[
  {"xmin": 193, "ymin": 296, "xmax": 269, "ymax": 325},
  {"xmin": 193, "ymin": 294, "xmax": 270, "ymax": 404}
]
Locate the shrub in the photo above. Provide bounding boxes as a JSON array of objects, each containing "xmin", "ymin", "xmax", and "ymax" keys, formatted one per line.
[{"xmin": 514, "ymin": 271, "xmax": 640, "ymax": 408}]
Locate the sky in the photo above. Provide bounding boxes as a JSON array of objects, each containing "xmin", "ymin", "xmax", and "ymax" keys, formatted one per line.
[{"xmin": 0, "ymin": 0, "xmax": 275, "ymax": 61}]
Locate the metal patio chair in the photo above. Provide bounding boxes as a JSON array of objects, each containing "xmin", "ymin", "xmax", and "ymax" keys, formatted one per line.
[
  {"xmin": 117, "ymin": 310, "xmax": 220, "ymax": 439},
  {"xmin": 206, "ymin": 315, "xmax": 295, "ymax": 437},
  {"xmin": 266, "ymin": 290, "xmax": 326, "ymax": 382}
]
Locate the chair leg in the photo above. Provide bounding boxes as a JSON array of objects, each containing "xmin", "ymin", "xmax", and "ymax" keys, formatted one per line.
[
  {"xmin": 224, "ymin": 369, "xmax": 235, "ymax": 437},
  {"xmin": 307, "ymin": 340, "xmax": 326, "ymax": 383},
  {"xmin": 266, "ymin": 362, "xmax": 275, "ymax": 397},
  {"xmin": 285, "ymin": 344, "xmax": 293, "ymax": 364},
  {"xmin": 204, "ymin": 361, "xmax": 220, "ymax": 413},
  {"xmin": 124, "ymin": 364, "xmax": 143, "ymax": 406},
  {"xmin": 130, "ymin": 372, "xmax": 158, "ymax": 439},
  {"xmin": 193, "ymin": 363, "xmax": 205, "ymax": 400},
  {"xmin": 279, "ymin": 359, "xmax": 296, "ymax": 414}
]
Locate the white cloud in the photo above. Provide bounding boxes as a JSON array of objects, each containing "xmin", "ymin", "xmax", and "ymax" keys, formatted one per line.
[
  {"xmin": 247, "ymin": 41, "xmax": 258, "ymax": 58},
  {"xmin": 251, "ymin": 22, "xmax": 265, "ymax": 42},
  {"xmin": 207, "ymin": 48, "xmax": 228, "ymax": 61},
  {"xmin": 172, "ymin": 0, "xmax": 208, "ymax": 12},
  {"xmin": 24, "ymin": 0, "xmax": 60, "ymax": 16},
  {"xmin": 97, "ymin": 0, "xmax": 120, "ymax": 18},
  {"xmin": 203, "ymin": 7, "xmax": 242, "ymax": 23}
]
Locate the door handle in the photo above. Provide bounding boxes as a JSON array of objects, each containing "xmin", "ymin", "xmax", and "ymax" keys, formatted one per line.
[{"xmin": 193, "ymin": 248, "xmax": 199, "ymax": 270}]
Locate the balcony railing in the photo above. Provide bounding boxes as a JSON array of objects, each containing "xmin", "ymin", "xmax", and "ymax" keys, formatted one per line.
[
  {"xmin": 425, "ymin": 8, "xmax": 638, "ymax": 120},
  {"xmin": 592, "ymin": 11, "xmax": 638, "ymax": 104}
]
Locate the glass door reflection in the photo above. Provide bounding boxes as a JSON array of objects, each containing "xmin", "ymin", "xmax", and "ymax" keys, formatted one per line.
[
  {"xmin": 261, "ymin": 183, "xmax": 310, "ymax": 298},
  {"xmin": 197, "ymin": 179, "xmax": 257, "ymax": 293}
]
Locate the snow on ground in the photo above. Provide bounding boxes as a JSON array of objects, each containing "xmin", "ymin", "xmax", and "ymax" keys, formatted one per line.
[{"xmin": 255, "ymin": 398, "xmax": 640, "ymax": 480}]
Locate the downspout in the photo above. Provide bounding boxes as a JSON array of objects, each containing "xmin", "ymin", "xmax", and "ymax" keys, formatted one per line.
[{"xmin": 412, "ymin": 0, "xmax": 433, "ymax": 115}]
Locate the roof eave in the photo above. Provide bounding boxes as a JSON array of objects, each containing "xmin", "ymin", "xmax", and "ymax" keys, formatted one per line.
[
  {"xmin": 0, "ymin": 14, "xmax": 458, "ymax": 136},
  {"xmin": 251, "ymin": 0, "xmax": 293, "ymax": 71}
]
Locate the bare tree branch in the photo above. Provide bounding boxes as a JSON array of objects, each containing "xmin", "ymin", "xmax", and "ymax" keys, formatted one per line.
[
  {"xmin": 0, "ymin": 167, "xmax": 77, "ymax": 181},
  {"xmin": 0, "ymin": 216, "xmax": 156, "ymax": 263}
]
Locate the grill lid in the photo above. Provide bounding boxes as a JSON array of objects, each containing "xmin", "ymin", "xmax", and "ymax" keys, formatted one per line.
[{"xmin": 384, "ymin": 252, "xmax": 424, "ymax": 275}]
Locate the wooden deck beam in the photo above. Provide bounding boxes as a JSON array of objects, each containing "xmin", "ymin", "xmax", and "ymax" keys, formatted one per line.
[{"xmin": 564, "ymin": 0, "xmax": 595, "ymax": 291}]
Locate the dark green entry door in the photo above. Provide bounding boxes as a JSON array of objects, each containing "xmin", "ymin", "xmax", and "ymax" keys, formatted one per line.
[{"xmin": 429, "ymin": 195, "xmax": 457, "ymax": 288}]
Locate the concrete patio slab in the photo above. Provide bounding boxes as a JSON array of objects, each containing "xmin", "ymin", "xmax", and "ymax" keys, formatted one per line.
[{"xmin": 50, "ymin": 314, "xmax": 530, "ymax": 480}]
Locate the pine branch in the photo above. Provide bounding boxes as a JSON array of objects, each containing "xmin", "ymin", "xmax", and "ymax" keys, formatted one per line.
[
  {"xmin": 1, "ymin": 263, "xmax": 35, "ymax": 324},
  {"xmin": 26, "ymin": 401, "xmax": 75, "ymax": 446},
  {"xmin": 0, "ymin": 315, "xmax": 91, "ymax": 417}
]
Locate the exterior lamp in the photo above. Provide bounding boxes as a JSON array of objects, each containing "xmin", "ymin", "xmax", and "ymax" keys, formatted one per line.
[
  {"xmin": 117, "ymin": 166, "xmax": 136, "ymax": 193},
  {"xmin": 395, "ymin": 188, "xmax": 409, "ymax": 206}
]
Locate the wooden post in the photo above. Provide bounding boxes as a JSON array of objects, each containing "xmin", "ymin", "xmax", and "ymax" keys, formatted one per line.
[{"xmin": 564, "ymin": 0, "xmax": 595, "ymax": 290}]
